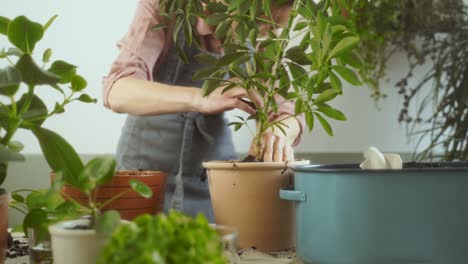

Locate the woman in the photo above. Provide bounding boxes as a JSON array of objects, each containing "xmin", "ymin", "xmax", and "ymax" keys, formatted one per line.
[{"xmin": 103, "ymin": 0, "xmax": 303, "ymax": 220}]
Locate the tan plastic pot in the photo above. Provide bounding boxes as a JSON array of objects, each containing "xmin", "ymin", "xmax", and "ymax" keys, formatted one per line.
[
  {"xmin": 203, "ymin": 160, "xmax": 310, "ymax": 252},
  {"xmin": 0, "ymin": 190, "xmax": 7, "ymax": 264},
  {"xmin": 49, "ymin": 219, "xmax": 126, "ymax": 264},
  {"xmin": 53, "ymin": 170, "xmax": 167, "ymax": 220}
]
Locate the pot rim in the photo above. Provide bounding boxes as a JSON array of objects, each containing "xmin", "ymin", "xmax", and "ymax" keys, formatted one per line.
[
  {"xmin": 203, "ymin": 160, "xmax": 310, "ymax": 169},
  {"xmin": 50, "ymin": 170, "xmax": 167, "ymax": 177},
  {"xmin": 292, "ymin": 162, "xmax": 468, "ymax": 173},
  {"xmin": 48, "ymin": 219, "xmax": 129, "ymax": 238}
]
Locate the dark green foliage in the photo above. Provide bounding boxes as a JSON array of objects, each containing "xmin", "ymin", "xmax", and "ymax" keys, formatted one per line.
[
  {"xmin": 159, "ymin": 0, "xmax": 362, "ymax": 159},
  {"xmin": 0, "ymin": 15, "xmax": 96, "ymax": 186},
  {"xmin": 341, "ymin": 0, "xmax": 468, "ymax": 161},
  {"xmin": 97, "ymin": 211, "xmax": 227, "ymax": 264}
]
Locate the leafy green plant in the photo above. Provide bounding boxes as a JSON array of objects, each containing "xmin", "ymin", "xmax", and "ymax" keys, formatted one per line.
[
  {"xmin": 10, "ymin": 156, "xmax": 153, "ymax": 239},
  {"xmin": 0, "ymin": 15, "xmax": 97, "ymax": 188},
  {"xmin": 339, "ymin": 0, "xmax": 468, "ymax": 161},
  {"xmin": 98, "ymin": 211, "xmax": 227, "ymax": 264},
  {"xmin": 157, "ymin": 0, "xmax": 362, "ymax": 161}
]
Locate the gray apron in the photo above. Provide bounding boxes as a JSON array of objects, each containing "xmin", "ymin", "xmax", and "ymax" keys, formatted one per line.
[{"xmin": 115, "ymin": 36, "xmax": 237, "ymax": 221}]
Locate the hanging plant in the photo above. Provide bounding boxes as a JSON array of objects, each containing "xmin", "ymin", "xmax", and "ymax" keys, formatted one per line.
[{"xmin": 339, "ymin": 0, "xmax": 468, "ymax": 161}]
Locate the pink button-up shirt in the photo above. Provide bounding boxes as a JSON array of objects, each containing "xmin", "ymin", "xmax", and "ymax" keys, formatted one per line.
[{"xmin": 102, "ymin": 0, "xmax": 303, "ymax": 144}]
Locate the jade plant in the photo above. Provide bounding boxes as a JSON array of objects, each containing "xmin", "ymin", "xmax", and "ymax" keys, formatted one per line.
[
  {"xmin": 98, "ymin": 211, "xmax": 227, "ymax": 264},
  {"xmin": 0, "ymin": 15, "xmax": 97, "ymax": 189},
  {"xmin": 157, "ymin": 0, "xmax": 362, "ymax": 161}
]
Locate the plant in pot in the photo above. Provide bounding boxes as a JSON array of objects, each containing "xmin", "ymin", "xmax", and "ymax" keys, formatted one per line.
[
  {"xmin": 157, "ymin": 0, "xmax": 361, "ymax": 251},
  {"xmin": 97, "ymin": 211, "xmax": 232, "ymax": 264},
  {"xmin": 0, "ymin": 14, "xmax": 96, "ymax": 263},
  {"xmin": 55, "ymin": 169, "xmax": 168, "ymax": 220},
  {"xmin": 46, "ymin": 156, "xmax": 153, "ymax": 264}
]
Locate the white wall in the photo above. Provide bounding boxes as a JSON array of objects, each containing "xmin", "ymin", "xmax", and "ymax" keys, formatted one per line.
[{"xmin": 1, "ymin": 0, "xmax": 421, "ymax": 155}]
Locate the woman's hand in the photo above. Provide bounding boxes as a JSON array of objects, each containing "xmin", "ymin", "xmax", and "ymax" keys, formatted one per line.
[
  {"xmin": 248, "ymin": 114, "xmax": 301, "ymax": 162},
  {"xmin": 193, "ymin": 86, "xmax": 256, "ymax": 115}
]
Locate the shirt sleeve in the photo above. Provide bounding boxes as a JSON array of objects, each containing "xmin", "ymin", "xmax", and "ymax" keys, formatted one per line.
[
  {"xmin": 102, "ymin": 0, "xmax": 165, "ymax": 109},
  {"xmin": 269, "ymin": 95, "xmax": 305, "ymax": 146}
]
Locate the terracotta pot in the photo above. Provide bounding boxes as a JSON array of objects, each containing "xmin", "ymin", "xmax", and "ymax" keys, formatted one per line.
[
  {"xmin": 0, "ymin": 190, "xmax": 7, "ymax": 264},
  {"xmin": 49, "ymin": 219, "xmax": 127, "ymax": 264},
  {"xmin": 53, "ymin": 170, "xmax": 167, "ymax": 220},
  {"xmin": 203, "ymin": 160, "xmax": 310, "ymax": 252}
]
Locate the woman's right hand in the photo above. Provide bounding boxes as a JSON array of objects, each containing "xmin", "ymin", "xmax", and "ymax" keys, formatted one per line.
[{"xmin": 192, "ymin": 86, "xmax": 256, "ymax": 115}]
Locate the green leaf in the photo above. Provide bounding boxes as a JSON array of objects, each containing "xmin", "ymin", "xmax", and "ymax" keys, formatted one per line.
[
  {"xmin": 53, "ymin": 102, "xmax": 65, "ymax": 114},
  {"xmin": 0, "ymin": 144, "xmax": 25, "ymax": 162},
  {"xmin": 0, "ymin": 16, "xmax": 10, "ymax": 35},
  {"xmin": 342, "ymin": 52, "xmax": 364, "ymax": 68},
  {"xmin": 305, "ymin": 111, "xmax": 314, "ymax": 132},
  {"xmin": 43, "ymin": 15, "xmax": 58, "ymax": 32},
  {"xmin": 314, "ymin": 112, "xmax": 333, "ymax": 136},
  {"xmin": 0, "ymin": 66, "xmax": 21, "ymax": 96},
  {"xmin": 322, "ymin": 23, "xmax": 332, "ymax": 55},
  {"xmin": 16, "ymin": 54, "xmax": 61, "ymax": 86},
  {"xmin": 48, "ymin": 60, "xmax": 77, "ymax": 84},
  {"xmin": 17, "ymin": 94, "xmax": 48, "ymax": 128},
  {"xmin": 205, "ymin": 13, "xmax": 229, "ymax": 25},
  {"xmin": 317, "ymin": 107, "xmax": 347, "ymax": 121},
  {"xmin": 207, "ymin": 2, "xmax": 228, "ymax": 12},
  {"xmin": 215, "ymin": 20, "xmax": 232, "ymax": 39},
  {"xmin": 71, "ymin": 74, "xmax": 87, "ymax": 91},
  {"xmin": 95, "ymin": 210, "xmax": 121, "ymax": 236},
  {"xmin": 8, "ymin": 141, "xmax": 24, "ymax": 152},
  {"xmin": 129, "ymin": 179, "xmax": 153, "ymax": 199},
  {"xmin": 79, "ymin": 156, "xmax": 116, "ymax": 192},
  {"xmin": 194, "ymin": 53, "xmax": 218, "ymax": 65},
  {"xmin": 285, "ymin": 46, "xmax": 310, "ymax": 65},
  {"xmin": 32, "ymin": 127, "xmax": 84, "ymax": 188},
  {"xmin": 11, "ymin": 225, "xmax": 23, "ymax": 233},
  {"xmin": 192, "ymin": 66, "xmax": 218, "ymax": 80},
  {"xmin": 327, "ymin": 36, "xmax": 359, "ymax": 60},
  {"xmin": 293, "ymin": 21, "xmax": 308, "ymax": 31},
  {"xmin": 11, "ymin": 193, "xmax": 25, "ymax": 203},
  {"xmin": 54, "ymin": 200, "xmax": 81, "ymax": 219},
  {"xmin": 217, "ymin": 52, "xmax": 247, "ymax": 67},
  {"xmin": 26, "ymin": 189, "xmax": 64, "ymax": 210},
  {"xmin": 7, "ymin": 16, "xmax": 44, "ymax": 54},
  {"xmin": 151, "ymin": 24, "xmax": 168, "ymax": 31},
  {"xmin": 42, "ymin": 48, "xmax": 52, "ymax": 64},
  {"xmin": 332, "ymin": 65, "xmax": 361, "ymax": 86},
  {"xmin": 201, "ymin": 79, "xmax": 221, "ymax": 96},
  {"xmin": 23, "ymin": 208, "xmax": 48, "ymax": 233},
  {"xmin": 329, "ymin": 72, "xmax": 342, "ymax": 91},
  {"xmin": 314, "ymin": 89, "xmax": 339, "ymax": 104},
  {"xmin": 77, "ymin": 94, "xmax": 97, "ymax": 103}
]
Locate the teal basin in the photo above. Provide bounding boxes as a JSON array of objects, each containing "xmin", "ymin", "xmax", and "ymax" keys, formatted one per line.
[{"xmin": 281, "ymin": 163, "xmax": 468, "ymax": 264}]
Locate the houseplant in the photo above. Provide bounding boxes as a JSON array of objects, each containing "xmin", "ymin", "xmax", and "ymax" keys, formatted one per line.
[
  {"xmin": 97, "ymin": 211, "xmax": 229, "ymax": 264},
  {"xmin": 47, "ymin": 156, "xmax": 153, "ymax": 264},
  {"xmin": 55, "ymin": 169, "xmax": 168, "ymax": 220},
  {"xmin": 340, "ymin": 0, "xmax": 467, "ymax": 161},
  {"xmin": 157, "ymin": 0, "xmax": 361, "ymax": 251},
  {"xmin": 0, "ymin": 14, "xmax": 96, "ymax": 263}
]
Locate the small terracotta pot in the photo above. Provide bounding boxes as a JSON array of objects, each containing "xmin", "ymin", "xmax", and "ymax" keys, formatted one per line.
[
  {"xmin": 0, "ymin": 190, "xmax": 7, "ymax": 264},
  {"xmin": 53, "ymin": 170, "xmax": 167, "ymax": 220},
  {"xmin": 203, "ymin": 160, "xmax": 310, "ymax": 252}
]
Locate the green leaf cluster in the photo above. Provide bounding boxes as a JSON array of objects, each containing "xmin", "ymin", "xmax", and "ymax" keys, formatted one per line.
[
  {"xmin": 159, "ymin": 0, "xmax": 363, "ymax": 159},
  {"xmin": 0, "ymin": 15, "xmax": 97, "ymax": 186},
  {"xmin": 11, "ymin": 156, "xmax": 154, "ymax": 241},
  {"xmin": 97, "ymin": 211, "xmax": 227, "ymax": 264}
]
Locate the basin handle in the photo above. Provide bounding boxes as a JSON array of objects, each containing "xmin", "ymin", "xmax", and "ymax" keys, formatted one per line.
[{"xmin": 280, "ymin": 187, "xmax": 306, "ymax": 202}]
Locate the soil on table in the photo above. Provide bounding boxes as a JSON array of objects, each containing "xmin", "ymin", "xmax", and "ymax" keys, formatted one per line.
[{"xmin": 6, "ymin": 232, "xmax": 28, "ymax": 259}]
